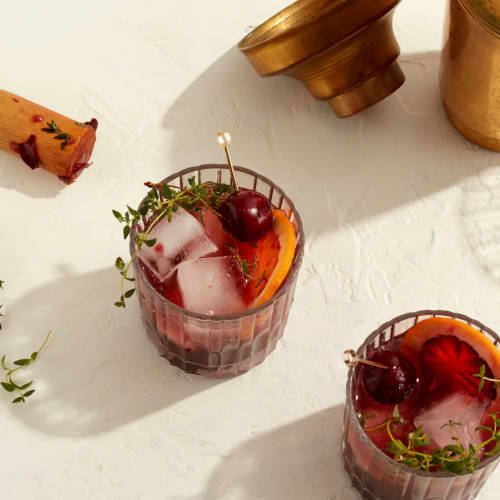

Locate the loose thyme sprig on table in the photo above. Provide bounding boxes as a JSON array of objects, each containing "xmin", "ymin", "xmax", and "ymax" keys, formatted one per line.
[
  {"xmin": 361, "ymin": 406, "xmax": 500, "ymax": 474},
  {"xmin": 112, "ymin": 177, "xmax": 235, "ymax": 308},
  {"xmin": 1, "ymin": 331, "xmax": 51, "ymax": 403},
  {"xmin": 0, "ymin": 281, "xmax": 51, "ymax": 403}
]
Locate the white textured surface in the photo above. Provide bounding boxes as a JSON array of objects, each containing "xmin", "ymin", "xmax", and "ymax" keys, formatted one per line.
[{"xmin": 1, "ymin": 1, "xmax": 500, "ymax": 499}]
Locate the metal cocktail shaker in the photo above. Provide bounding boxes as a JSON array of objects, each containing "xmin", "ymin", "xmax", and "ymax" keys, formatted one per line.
[{"xmin": 440, "ymin": 0, "xmax": 500, "ymax": 151}]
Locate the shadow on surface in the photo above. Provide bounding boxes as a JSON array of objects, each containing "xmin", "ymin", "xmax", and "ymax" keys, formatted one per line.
[
  {"xmin": 200, "ymin": 405, "xmax": 356, "ymax": 500},
  {"xmin": 163, "ymin": 48, "xmax": 498, "ymax": 238},
  {"xmin": 2, "ymin": 267, "xmax": 222, "ymax": 437},
  {"xmin": 0, "ymin": 153, "xmax": 65, "ymax": 198}
]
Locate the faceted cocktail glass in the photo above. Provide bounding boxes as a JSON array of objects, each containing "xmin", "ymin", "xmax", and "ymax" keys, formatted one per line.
[
  {"xmin": 130, "ymin": 164, "xmax": 304, "ymax": 378},
  {"xmin": 343, "ymin": 310, "xmax": 500, "ymax": 500}
]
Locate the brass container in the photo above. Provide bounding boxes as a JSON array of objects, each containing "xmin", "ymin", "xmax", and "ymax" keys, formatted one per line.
[
  {"xmin": 238, "ymin": 0, "xmax": 405, "ymax": 118},
  {"xmin": 440, "ymin": 0, "xmax": 500, "ymax": 151}
]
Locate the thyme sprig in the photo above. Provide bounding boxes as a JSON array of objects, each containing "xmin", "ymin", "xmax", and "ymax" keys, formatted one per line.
[
  {"xmin": 474, "ymin": 364, "xmax": 500, "ymax": 393},
  {"xmin": 41, "ymin": 120, "xmax": 73, "ymax": 149},
  {"xmin": 113, "ymin": 178, "xmax": 235, "ymax": 307},
  {"xmin": 1, "ymin": 330, "xmax": 51, "ymax": 403},
  {"xmin": 365, "ymin": 406, "xmax": 500, "ymax": 474},
  {"xmin": 226, "ymin": 245, "xmax": 266, "ymax": 287}
]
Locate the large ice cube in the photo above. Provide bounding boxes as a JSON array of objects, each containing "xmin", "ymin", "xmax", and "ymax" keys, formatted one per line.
[
  {"xmin": 414, "ymin": 393, "xmax": 489, "ymax": 450},
  {"xmin": 139, "ymin": 207, "xmax": 218, "ymax": 282},
  {"xmin": 177, "ymin": 255, "xmax": 246, "ymax": 315},
  {"xmin": 194, "ymin": 209, "xmax": 233, "ymax": 257}
]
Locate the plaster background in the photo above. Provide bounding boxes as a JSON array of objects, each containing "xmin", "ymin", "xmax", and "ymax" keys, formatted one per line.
[{"xmin": 1, "ymin": 1, "xmax": 500, "ymax": 499}]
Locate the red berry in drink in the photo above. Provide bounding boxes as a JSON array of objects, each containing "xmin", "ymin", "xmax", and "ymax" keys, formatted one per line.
[
  {"xmin": 363, "ymin": 348, "xmax": 417, "ymax": 406},
  {"xmin": 220, "ymin": 191, "xmax": 273, "ymax": 243}
]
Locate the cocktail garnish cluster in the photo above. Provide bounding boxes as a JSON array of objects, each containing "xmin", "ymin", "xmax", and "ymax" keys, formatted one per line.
[
  {"xmin": 113, "ymin": 131, "xmax": 296, "ymax": 314},
  {"xmin": 352, "ymin": 317, "xmax": 500, "ymax": 474}
]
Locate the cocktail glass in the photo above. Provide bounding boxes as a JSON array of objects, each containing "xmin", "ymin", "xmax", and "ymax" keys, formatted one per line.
[
  {"xmin": 343, "ymin": 310, "xmax": 500, "ymax": 500},
  {"xmin": 130, "ymin": 164, "xmax": 304, "ymax": 378}
]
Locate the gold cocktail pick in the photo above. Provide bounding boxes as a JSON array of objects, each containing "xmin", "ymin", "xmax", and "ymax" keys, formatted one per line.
[
  {"xmin": 344, "ymin": 349, "xmax": 388, "ymax": 369},
  {"xmin": 217, "ymin": 130, "xmax": 240, "ymax": 192}
]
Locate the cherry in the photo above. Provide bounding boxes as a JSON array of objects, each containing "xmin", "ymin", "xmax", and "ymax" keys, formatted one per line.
[
  {"xmin": 363, "ymin": 348, "xmax": 417, "ymax": 406},
  {"xmin": 220, "ymin": 190, "xmax": 273, "ymax": 243}
]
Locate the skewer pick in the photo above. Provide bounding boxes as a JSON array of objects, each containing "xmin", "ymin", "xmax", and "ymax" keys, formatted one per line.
[
  {"xmin": 344, "ymin": 349, "xmax": 388, "ymax": 369},
  {"xmin": 217, "ymin": 130, "xmax": 240, "ymax": 192}
]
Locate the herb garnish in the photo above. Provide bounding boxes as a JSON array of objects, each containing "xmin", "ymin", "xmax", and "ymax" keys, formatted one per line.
[
  {"xmin": 474, "ymin": 364, "xmax": 500, "ymax": 393},
  {"xmin": 41, "ymin": 120, "xmax": 73, "ymax": 149},
  {"xmin": 113, "ymin": 178, "xmax": 235, "ymax": 308},
  {"xmin": 226, "ymin": 245, "xmax": 266, "ymax": 287},
  {"xmin": 1, "ymin": 331, "xmax": 51, "ymax": 403},
  {"xmin": 364, "ymin": 406, "xmax": 500, "ymax": 474},
  {"xmin": 75, "ymin": 122, "xmax": 90, "ymax": 128}
]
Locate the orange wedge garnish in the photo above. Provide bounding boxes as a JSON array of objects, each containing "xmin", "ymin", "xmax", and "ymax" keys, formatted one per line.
[
  {"xmin": 401, "ymin": 317, "xmax": 500, "ymax": 399},
  {"xmin": 236, "ymin": 209, "xmax": 296, "ymax": 309}
]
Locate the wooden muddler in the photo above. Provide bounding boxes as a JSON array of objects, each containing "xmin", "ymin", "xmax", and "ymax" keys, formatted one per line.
[{"xmin": 0, "ymin": 90, "xmax": 97, "ymax": 184}]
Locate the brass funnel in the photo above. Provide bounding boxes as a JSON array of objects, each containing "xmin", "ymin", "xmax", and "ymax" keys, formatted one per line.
[{"xmin": 238, "ymin": 0, "xmax": 405, "ymax": 118}]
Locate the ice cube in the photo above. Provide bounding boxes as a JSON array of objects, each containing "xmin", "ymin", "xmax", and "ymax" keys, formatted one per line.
[
  {"xmin": 139, "ymin": 207, "xmax": 218, "ymax": 282},
  {"xmin": 177, "ymin": 255, "xmax": 246, "ymax": 315},
  {"xmin": 194, "ymin": 209, "xmax": 233, "ymax": 257},
  {"xmin": 414, "ymin": 393, "xmax": 489, "ymax": 450}
]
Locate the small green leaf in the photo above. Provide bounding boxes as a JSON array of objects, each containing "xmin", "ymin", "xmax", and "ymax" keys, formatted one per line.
[
  {"xmin": 1, "ymin": 382, "xmax": 15, "ymax": 392},
  {"xmin": 115, "ymin": 257, "xmax": 125, "ymax": 271},
  {"xmin": 12, "ymin": 397, "xmax": 23, "ymax": 403},
  {"xmin": 112, "ymin": 210, "xmax": 123, "ymax": 222},
  {"xmin": 144, "ymin": 238, "xmax": 157, "ymax": 248},
  {"xmin": 114, "ymin": 301, "xmax": 126, "ymax": 308},
  {"xmin": 75, "ymin": 121, "xmax": 90, "ymax": 128},
  {"xmin": 469, "ymin": 443, "xmax": 476, "ymax": 456},
  {"xmin": 242, "ymin": 260, "xmax": 249, "ymax": 275},
  {"xmin": 124, "ymin": 288, "xmax": 135, "ymax": 299},
  {"xmin": 481, "ymin": 365, "xmax": 486, "ymax": 376},
  {"xmin": 123, "ymin": 225, "xmax": 131, "ymax": 239},
  {"xmin": 443, "ymin": 445, "xmax": 463, "ymax": 455},
  {"xmin": 124, "ymin": 276, "xmax": 135, "ymax": 282},
  {"xmin": 386, "ymin": 439, "xmax": 407, "ymax": 455},
  {"xmin": 127, "ymin": 205, "xmax": 139, "ymax": 217},
  {"xmin": 24, "ymin": 390, "xmax": 35, "ymax": 398},
  {"xmin": 485, "ymin": 441, "xmax": 500, "ymax": 456},
  {"xmin": 473, "ymin": 373, "xmax": 483, "ymax": 378},
  {"xmin": 443, "ymin": 460, "xmax": 465, "ymax": 474},
  {"xmin": 1, "ymin": 355, "xmax": 7, "ymax": 370},
  {"xmin": 19, "ymin": 381, "xmax": 33, "ymax": 390},
  {"xmin": 138, "ymin": 205, "xmax": 149, "ymax": 216},
  {"xmin": 162, "ymin": 184, "xmax": 174, "ymax": 200},
  {"xmin": 393, "ymin": 406, "xmax": 400, "ymax": 419},
  {"xmin": 31, "ymin": 352, "xmax": 38, "ymax": 361},
  {"xmin": 54, "ymin": 133, "xmax": 69, "ymax": 140},
  {"xmin": 41, "ymin": 127, "xmax": 56, "ymax": 133},
  {"xmin": 168, "ymin": 211, "xmax": 173, "ymax": 223},
  {"xmin": 475, "ymin": 425, "xmax": 493, "ymax": 432},
  {"xmin": 479, "ymin": 379, "xmax": 485, "ymax": 393},
  {"xmin": 13, "ymin": 359, "xmax": 30, "ymax": 366},
  {"xmin": 188, "ymin": 177, "xmax": 196, "ymax": 187}
]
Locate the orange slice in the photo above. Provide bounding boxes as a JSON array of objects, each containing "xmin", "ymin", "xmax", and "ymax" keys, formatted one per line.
[
  {"xmin": 236, "ymin": 209, "xmax": 296, "ymax": 309},
  {"xmin": 401, "ymin": 317, "xmax": 500, "ymax": 398}
]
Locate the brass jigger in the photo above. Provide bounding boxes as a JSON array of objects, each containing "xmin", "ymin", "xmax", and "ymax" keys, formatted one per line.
[
  {"xmin": 217, "ymin": 130, "xmax": 240, "ymax": 192},
  {"xmin": 344, "ymin": 349, "xmax": 388, "ymax": 369}
]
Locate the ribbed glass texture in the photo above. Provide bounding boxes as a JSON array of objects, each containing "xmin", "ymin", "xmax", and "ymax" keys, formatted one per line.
[
  {"xmin": 343, "ymin": 310, "xmax": 500, "ymax": 500},
  {"xmin": 130, "ymin": 164, "xmax": 304, "ymax": 378}
]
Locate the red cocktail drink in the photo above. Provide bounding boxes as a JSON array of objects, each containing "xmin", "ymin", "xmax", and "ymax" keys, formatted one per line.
[
  {"xmin": 130, "ymin": 164, "xmax": 304, "ymax": 378},
  {"xmin": 343, "ymin": 311, "xmax": 500, "ymax": 500}
]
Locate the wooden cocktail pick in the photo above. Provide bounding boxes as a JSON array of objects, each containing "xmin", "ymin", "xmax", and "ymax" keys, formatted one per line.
[
  {"xmin": 216, "ymin": 130, "xmax": 240, "ymax": 191},
  {"xmin": 344, "ymin": 349, "xmax": 388, "ymax": 369}
]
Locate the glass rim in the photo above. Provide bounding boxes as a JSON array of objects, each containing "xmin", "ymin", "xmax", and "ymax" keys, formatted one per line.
[
  {"xmin": 346, "ymin": 309, "xmax": 500, "ymax": 477},
  {"xmin": 129, "ymin": 164, "xmax": 305, "ymax": 321}
]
